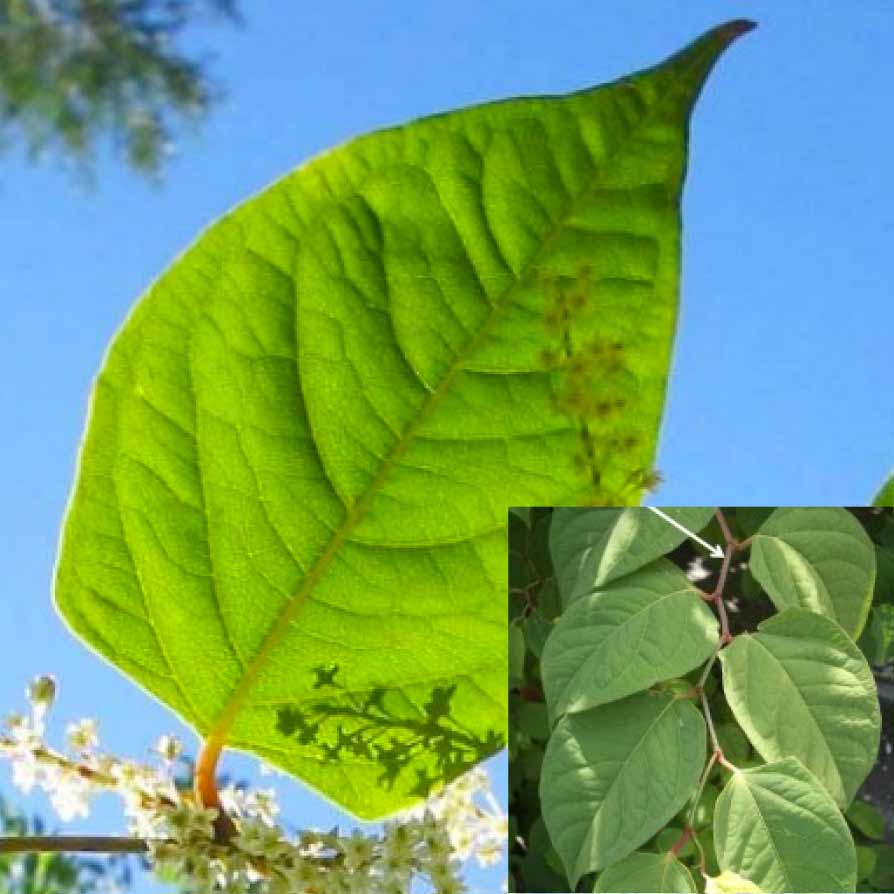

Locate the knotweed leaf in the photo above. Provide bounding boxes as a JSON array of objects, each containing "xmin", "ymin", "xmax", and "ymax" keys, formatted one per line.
[
  {"xmin": 551, "ymin": 506, "xmax": 716, "ymax": 605},
  {"xmin": 540, "ymin": 691, "xmax": 705, "ymax": 884},
  {"xmin": 54, "ymin": 22, "xmax": 750, "ymax": 817},
  {"xmin": 542, "ymin": 558, "xmax": 718, "ymax": 716},
  {"xmin": 719, "ymin": 608, "xmax": 880, "ymax": 807},
  {"xmin": 713, "ymin": 757, "xmax": 857, "ymax": 893},
  {"xmin": 595, "ymin": 851, "xmax": 696, "ymax": 893},
  {"xmin": 749, "ymin": 507, "xmax": 876, "ymax": 639}
]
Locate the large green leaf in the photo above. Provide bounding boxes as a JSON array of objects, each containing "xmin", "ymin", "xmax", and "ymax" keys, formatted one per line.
[
  {"xmin": 719, "ymin": 608, "xmax": 880, "ymax": 807},
  {"xmin": 713, "ymin": 758, "xmax": 857, "ymax": 893},
  {"xmin": 542, "ymin": 559, "xmax": 718, "ymax": 716},
  {"xmin": 749, "ymin": 507, "xmax": 876, "ymax": 639},
  {"xmin": 551, "ymin": 506, "xmax": 717, "ymax": 604},
  {"xmin": 595, "ymin": 851, "xmax": 696, "ymax": 893},
  {"xmin": 540, "ymin": 691, "xmax": 705, "ymax": 885},
  {"xmin": 52, "ymin": 22, "xmax": 749, "ymax": 819}
]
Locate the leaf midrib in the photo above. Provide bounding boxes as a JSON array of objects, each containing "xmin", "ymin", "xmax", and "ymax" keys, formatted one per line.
[
  {"xmin": 205, "ymin": 75, "xmax": 679, "ymax": 748},
  {"xmin": 733, "ymin": 772, "xmax": 792, "ymax": 893},
  {"xmin": 745, "ymin": 634, "xmax": 843, "ymax": 800},
  {"xmin": 586, "ymin": 696, "xmax": 682, "ymax": 870}
]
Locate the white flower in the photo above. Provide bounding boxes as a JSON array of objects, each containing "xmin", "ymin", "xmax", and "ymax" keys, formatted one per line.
[
  {"xmin": 0, "ymin": 675, "xmax": 508, "ymax": 894},
  {"xmin": 66, "ymin": 718, "xmax": 99, "ymax": 752},
  {"xmin": 476, "ymin": 839, "xmax": 504, "ymax": 867},
  {"xmin": 686, "ymin": 556, "xmax": 712, "ymax": 582},
  {"xmin": 245, "ymin": 787, "xmax": 279, "ymax": 824},
  {"xmin": 11, "ymin": 754, "xmax": 38, "ymax": 793},
  {"xmin": 5, "ymin": 711, "xmax": 42, "ymax": 748},
  {"xmin": 153, "ymin": 734, "xmax": 182, "ymax": 763},
  {"xmin": 46, "ymin": 766, "xmax": 91, "ymax": 820}
]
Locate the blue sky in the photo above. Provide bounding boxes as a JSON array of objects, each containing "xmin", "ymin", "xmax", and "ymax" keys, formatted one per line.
[{"xmin": 0, "ymin": 1, "xmax": 891, "ymax": 892}]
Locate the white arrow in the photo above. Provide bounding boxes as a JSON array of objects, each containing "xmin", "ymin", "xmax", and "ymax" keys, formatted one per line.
[{"xmin": 648, "ymin": 507, "xmax": 725, "ymax": 559}]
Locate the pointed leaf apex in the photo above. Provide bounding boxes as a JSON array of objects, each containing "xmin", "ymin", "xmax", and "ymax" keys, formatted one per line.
[{"xmin": 717, "ymin": 18, "xmax": 758, "ymax": 42}]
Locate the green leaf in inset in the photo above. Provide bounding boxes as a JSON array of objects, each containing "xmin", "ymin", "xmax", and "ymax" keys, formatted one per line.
[
  {"xmin": 520, "ymin": 849, "xmax": 569, "ymax": 894},
  {"xmin": 550, "ymin": 507, "xmax": 717, "ymax": 605},
  {"xmin": 509, "ymin": 623, "xmax": 526, "ymax": 688},
  {"xmin": 517, "ymin": 701, "xmax": 550, "ymax": 741},
  {"xmin": 524, "ymin": 609, "xmax": 553, "ymax": 659},
  {"xmin": 875, "ymin": 546, "xmax": 894, "ymax": 605},
  {"xmin": 734, "ymin": 507, "xmax": 774, "ymax": 537},
  {"xmin": 510, "ymin": 507, "xmax": 531, "ymax": 525},
  {"xmin": 655, "ymin": 827, "xmax": 694, "ymax": 860},
  {"xmin": 52, "ymin": 22, "xmax": 750, "ymax": 819},
  {"xmin": 884, "ymin": 605, "xmax": 894, "ymax": 658},
  {"xmin": 692, "ymin": 782, "xmax": 722, "ymax": 829},
  {"xmin": 873, "ymin": 474, "xmax": 894, "ymax": 507},
  {"xmin": 749, "ymin": 507, "xmax": 876, "ymax": 639},
  {"xmin": 719, "ymin": 608, "xmax": 880, "ymax": 807},
  {"xmin": 846, "ymin": 799, "xmax": 886, "ymax": 841},
  {"xmin": 857, "ymin": 607, "xmax": 887, "ymax": 666},
  {"xmin": 527, "ymin": 817, "xmax": 567, "ymax": 883},
  {"xmin": 542, "ymin": 559, "xmax": 718, "ymax": 716},
  {"xmin": 869, "ymin": 845, "xmax": 894, "ymax": 889},
  {"xmin": 857, "ymin": 845, "xmax": 878, "ymax": 882},
  {"xmin": 595, "ymin": 851, "xmax": 696, "ymax": 893},
  {"xmin": 715, "ymin": 722, "xmax": 751, "ymax": 766},
  {"xmin": 540, "ymin": 691, "xmax": 705, "ymax": 885},
  {"xmin": 713, "ymin": 757, "xmax": 857, "ymax": 893}
]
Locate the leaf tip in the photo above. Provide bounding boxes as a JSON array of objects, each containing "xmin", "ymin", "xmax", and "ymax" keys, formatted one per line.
[{"xmin": 719, "ymin": 18, "xmax": 758, "ymax": 41}]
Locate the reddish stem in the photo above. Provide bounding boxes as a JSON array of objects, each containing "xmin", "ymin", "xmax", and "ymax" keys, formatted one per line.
[
  {"xmin": 715, "ymin": 508, "xmax": 736, "ymax": 549},
  {"xmin": 670, "ymin": 824, "xmax": 693, "ymax": 857},
  {"xmin": 714, "ymin": 591, "xmax": 732, "ymax": 644},
  {"xmin": 709, "ymin": 510, "xmax": 735, "ymax": 643},
  {"xmin": 716, "ymin": 748, "xmax": 739, "ymax": 773}
]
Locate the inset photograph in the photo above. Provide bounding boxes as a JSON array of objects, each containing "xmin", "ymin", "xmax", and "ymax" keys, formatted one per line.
[{"xmin": 509, "ymin": 506, "xmax": 894, "ymax": 893}]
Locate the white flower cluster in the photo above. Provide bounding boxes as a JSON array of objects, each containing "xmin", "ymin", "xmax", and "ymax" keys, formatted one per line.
[
  {"xmin": 402, "ymin": 766, "xmax": 507, "ymax": 870},
  {"xmin": 0, "ymin": 675, "xmax": 507, "ymax": 894}
]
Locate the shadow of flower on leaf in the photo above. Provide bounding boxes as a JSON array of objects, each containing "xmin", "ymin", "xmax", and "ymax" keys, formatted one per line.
[{"xmin": 275, "ymin": 665, "xmax": 503, "ymax": 799}]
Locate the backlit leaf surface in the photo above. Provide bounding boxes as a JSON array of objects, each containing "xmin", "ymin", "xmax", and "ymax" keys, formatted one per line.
[
  {"xmin": 53, "ymin": 23, "xmax": 749, "ymax": 817},
  {"xmin": 749, "ymin": 507, "xmax": 876, "ymax": 639},
  {"xmin": 719, "ymin": 608, "xmax": 880, "ymax": 807},
  {"xmin": 540, "ymin": 691, "xmax": 705, "ymax": 885},
  {"xmin": 542, "ymin": 559, "xmax": 718, "ymax": 716},
  {"xmin": 713, "ymin": 757, "xmax": 857, "ymax": 893},
  {"xmin": 551, "ymin": 506, "xmax": 716, "ymax": 604}
]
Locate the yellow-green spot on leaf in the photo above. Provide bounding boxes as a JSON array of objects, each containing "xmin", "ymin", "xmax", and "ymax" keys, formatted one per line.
[{"xmin": 705, "ymin": 870, "xmax": 764, "ymax": 893}]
